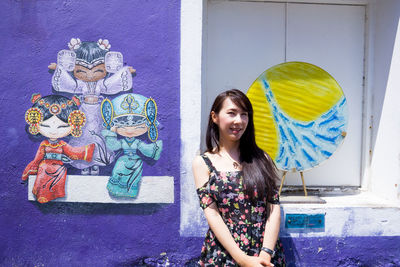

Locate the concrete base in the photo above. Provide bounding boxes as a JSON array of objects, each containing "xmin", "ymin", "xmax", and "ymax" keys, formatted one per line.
[
  {"xmin": 28, "ymin": 175, "xmax": 174, "ymax": 203},
  {"xmin": 281, "ymin": 195, "xmax": 326, "ymax": 204}
]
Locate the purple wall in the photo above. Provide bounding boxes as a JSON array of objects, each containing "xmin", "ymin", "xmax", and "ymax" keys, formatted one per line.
[
  {"xmin": 281, "ymin": 236, "xmax": 400, "ymax": 267},
  {"xmin": 0, "ymin": 0, "xmax": 203, "ymax": 265}
]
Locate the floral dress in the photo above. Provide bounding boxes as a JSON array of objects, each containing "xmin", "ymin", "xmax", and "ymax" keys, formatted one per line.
[{"xmin": 197, "ymin": 154, "xmax": 286, "ymax": 267}]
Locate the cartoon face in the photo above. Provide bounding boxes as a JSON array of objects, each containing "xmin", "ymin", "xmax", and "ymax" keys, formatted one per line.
[
  {"xmin": 212, "ymin": 97, "xmax": 249, "ymax": 142},
  {"xmin": 116, "ymin": 123, "xmax": 148, "ymax": 138},
  {"xmin": 73, "ymin": 64, "xmax": 107, "ymax": 82},
  {"xmin": 39, "ymin": 115, "xmax": 72, "ymax": 140}
]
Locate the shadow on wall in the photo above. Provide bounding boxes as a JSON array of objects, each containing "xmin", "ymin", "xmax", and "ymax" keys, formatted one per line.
[
  {"xmin": 280, "ymin": 237, "xmax": 298, "ymax": 267},
  {"xmin": 32, "ymin": 201, "xmax": 167, "ymax": 215},
  {"xmin": 116, "ymin": 252, "xmax": 200, "ymax": 267}
]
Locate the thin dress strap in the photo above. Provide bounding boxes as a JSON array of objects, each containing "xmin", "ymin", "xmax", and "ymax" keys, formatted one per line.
[{"xmin": 201, "ymin": 154, "xmax": 217, "ymax": 173}]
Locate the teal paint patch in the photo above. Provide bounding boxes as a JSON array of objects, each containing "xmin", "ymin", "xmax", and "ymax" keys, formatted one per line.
[{"xmin": 285, "ymin": 214, "xmax": 325, "ymax": 229}]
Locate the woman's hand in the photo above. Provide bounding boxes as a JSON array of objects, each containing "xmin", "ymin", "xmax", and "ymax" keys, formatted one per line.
[
  {"xmin": 258, "ymin": 251, "xmax": 273, "ymax": 266},
  {"xmin": 239, "ymin": 255, "xmax": 273, "ymax": 267}
]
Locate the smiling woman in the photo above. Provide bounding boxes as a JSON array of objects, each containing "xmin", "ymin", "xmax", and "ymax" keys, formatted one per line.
[
  {"xmin": 193, "ymin": 89, "xmax": 285, "ymax": 266},
  {"xmin": 22, "ymin": 94, "xmax": 95, "ymax": 203}
]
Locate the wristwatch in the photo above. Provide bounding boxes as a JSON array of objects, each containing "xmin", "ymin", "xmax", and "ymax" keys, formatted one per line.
[{"xmin": 261, "ymin": 247, "xmax": 275, "ymax": 258}]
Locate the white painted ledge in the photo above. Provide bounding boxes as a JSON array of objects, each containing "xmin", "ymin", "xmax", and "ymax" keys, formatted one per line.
[
  {"xmin": 281, "ymin": 191, "xmax": 400, "ymax": 237},
  {"xmin": 28, "ymin": 175, "xmax": 174, "ymax": 204}
]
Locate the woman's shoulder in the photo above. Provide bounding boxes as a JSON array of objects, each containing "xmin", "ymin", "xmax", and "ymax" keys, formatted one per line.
[
  {"xmin": 192, "ymin": 154, "xmax": 206, "ymax": 169},
  {"xmin": 192, "ymin": 154, "xmax": 212, "ymax": 188}
]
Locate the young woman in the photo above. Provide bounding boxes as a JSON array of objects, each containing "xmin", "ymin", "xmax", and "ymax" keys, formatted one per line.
[
  {"xmin": 192, "ymin": 89, "xmax": 285, "ymax": 266},
  {"xmin": 22, "ymin": 94, "xmax": 95, "ymax": 203}
]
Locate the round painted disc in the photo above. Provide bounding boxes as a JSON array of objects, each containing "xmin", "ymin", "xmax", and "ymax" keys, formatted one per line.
[{"xmin": 247, "ymin": 62, "xmax": 348, "ymax": 171}]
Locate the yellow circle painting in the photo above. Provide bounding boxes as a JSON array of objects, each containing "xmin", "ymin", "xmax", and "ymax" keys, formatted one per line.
[{"xmin": 247, "ymin": 62, "xmax": 348, "ymax": 171}]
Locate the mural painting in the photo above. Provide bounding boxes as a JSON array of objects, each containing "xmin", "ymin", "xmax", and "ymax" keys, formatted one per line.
[
  {"xmin": 22, "ymin": 94, "xmax": 95, "ymax": 203},
  {"xmin": 101, "ymin": 94, "xmax": 162, "ymax": 198},
  {"xmin": 247, "ymin": 61, "xmax": 348, "ymax": 172},
  {"xmin": 49, "ymin": 38, "xmax": 136, "ymax": 175},
  {"xmin": 22, "ymin": 38, "xmax": 163, "ymax": 203}
]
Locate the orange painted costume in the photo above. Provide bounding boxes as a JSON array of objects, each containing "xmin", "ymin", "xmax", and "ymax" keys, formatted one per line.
[{"xmin": 22, "ymin": 140, "xmax": 95, "ymax": 203}]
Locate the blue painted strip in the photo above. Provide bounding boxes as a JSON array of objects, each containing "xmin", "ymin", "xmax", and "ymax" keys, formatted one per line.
[
  {"xmin": 288, "ymin": 128, "xmax": 300, "ymax": 146},
  {"xmin": 289, "ymin": 145, "xmax": 295, "ymax": 155},
  {"xmin": 315, "ymin": 134, "xmax": 337, "ymax": 144},
  {"xmin": 321, "ymin": 108, "xmax": 335, "ymax": 119},
  {"xmin": 284, "ymin": 157, "xmax": 289, "ymax": 169},
  {"xmin": 321, "ymin": 150, "xmax": 332, "ymax": 157},
  {"xmin": 279, "ymin": 113, "xmax": 289, "ymax": 123},
  {"xmin": 273, "ymin": 113, "xmax": 279, "ymax": 123},
  {"xmin": 294, "ymin": 121, "xmax": 314, "ymax": 128},
  {"xmin": 328, "ymin": 127, "xmax": 340, "ymax": 133},
  {"xmin": 302, "ymin": 135, "xmax": 318, "ymax": 150},
  {"xmin": 295, "ymin": 160, "xmax": 302, "ymax": 169},
  {"xmin": 339, "ymin": 97, "xmax": 346, "ymax": 107},
  {"xmin": 276, "ymin": 146, "xmax": 284, "ymax": 162},
  {"xmin": 319, "ymin": 113, "xmax": 338, "ymax": 127},
  {"xmin": 301, "ymin": 148, "xmax": 315, "ymax": 163},
  {"xmin": 265, "ymin": 93, "xmax": 271, "ymax": 102},
  {"xmin": 279, "ymin": 125, "xmax": 288, "ymax": 142},
  {"xmin": 262, "ymin": 79, "xmax": 270, "ymax": 89}
]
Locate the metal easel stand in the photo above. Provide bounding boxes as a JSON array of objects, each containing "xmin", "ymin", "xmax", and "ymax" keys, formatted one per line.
[{"xmin": 278, "ymin": 170, "xmax": 308, "ymax": 197}]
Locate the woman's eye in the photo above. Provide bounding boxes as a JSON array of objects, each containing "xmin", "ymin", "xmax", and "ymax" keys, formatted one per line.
[
  {"xmin": 40, "ymin": 124, "xmax": 50, "ymax": 128},
  {"xmin": 76, "ymin": 70, "xmax": 86, "ymax": 73},
  {"xmin": 94, "ymin": 69, "xmax": 104, "ymax": 73}
]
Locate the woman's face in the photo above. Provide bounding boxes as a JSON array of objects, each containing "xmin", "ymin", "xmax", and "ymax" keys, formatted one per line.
[
  {"xmin": 73, "ymin": 63, "xmax": 107, "ymax": 82},
  {"xmin": 39, "ymin": 115, "xmax": 72, "ymax": 140},
  {"xmin": 212, "ymin": 98, "xmax": 249, "ymax": 142},
  {"xmin": 116, "ymin": 124, "xmax": 149, "ymax": 138}
]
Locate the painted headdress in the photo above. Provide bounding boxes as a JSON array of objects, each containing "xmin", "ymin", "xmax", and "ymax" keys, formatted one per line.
[
  {"xmin": 25, "ymin": 93, "xmax": 86, "ymax": 137},
  {"xmin": 101, "ymin": 93, "xmax": 159, "ymax": 142},
  {"xmin": 57, "ymin": 38, "xmax": 123, "ymax": 72}
]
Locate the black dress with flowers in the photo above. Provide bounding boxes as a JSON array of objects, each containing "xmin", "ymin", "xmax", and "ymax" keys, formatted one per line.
[{"xmin": 197, "ymin": 154, "xmax": 285, "ymax": 267}]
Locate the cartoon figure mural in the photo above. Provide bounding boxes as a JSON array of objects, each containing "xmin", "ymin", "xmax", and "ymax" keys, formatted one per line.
[
  {"xmin": 101, "ymin": 93, "xmax": 163, "ymax": 198},
  {"xmin": 49, "ymin": 38, "xmax": 136, "ymax": 175},
  {"xmin": 22, "ymin": 94, "xmax": 95, "ymax": 203}
]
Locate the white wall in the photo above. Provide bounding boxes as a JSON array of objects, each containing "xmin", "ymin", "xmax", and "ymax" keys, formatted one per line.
[
  {"xmin": 370, "ymin": 0, "xmax": 400, "ymax": 201},
  {"xmin": 180, "ymin": 0, "xmax": 400, "ymax": 236},
  {"xmin": 180, "ymin": 0, "xmax": 208, "ymax": 236}
]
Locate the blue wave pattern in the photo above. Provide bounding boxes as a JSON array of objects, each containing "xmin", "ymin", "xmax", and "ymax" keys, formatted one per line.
[{"xmin": 260, "ymin": 78, "xmax": 348, "ymax": 171}]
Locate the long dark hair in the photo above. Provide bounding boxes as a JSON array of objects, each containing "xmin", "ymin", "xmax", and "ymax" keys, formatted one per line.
[{"xmin": 206, "ymin": 89, "xmax": 279, "ymax": 204}]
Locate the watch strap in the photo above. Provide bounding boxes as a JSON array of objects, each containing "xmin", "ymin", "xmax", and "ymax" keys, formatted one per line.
[{"xmin": 261, "ymin": 247, "xmax": 275, "ymax": 257}]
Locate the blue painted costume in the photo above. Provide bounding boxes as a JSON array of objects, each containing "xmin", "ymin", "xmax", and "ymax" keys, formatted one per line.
[
  {"xmin": 101, "ymin": 93, "xmax": 162, "ymax": 198},
  {"xmin": 102, "ymin": 130, "xmax": 162, "ymax": 197}
]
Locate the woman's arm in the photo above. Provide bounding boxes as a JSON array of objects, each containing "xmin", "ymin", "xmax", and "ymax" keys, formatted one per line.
[
  {"xmin": 259, "ymin": 203, "xmax": 281, "ymax": 264},
  {"xmin": 192, "ymin": 156, "xmax": 271, "ymax": 267}
]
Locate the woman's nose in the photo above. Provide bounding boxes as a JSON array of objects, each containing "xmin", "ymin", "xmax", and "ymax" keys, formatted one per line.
[{"xmin": 234, "ymin": 115, "xmax": 242, "ymax": 123}]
